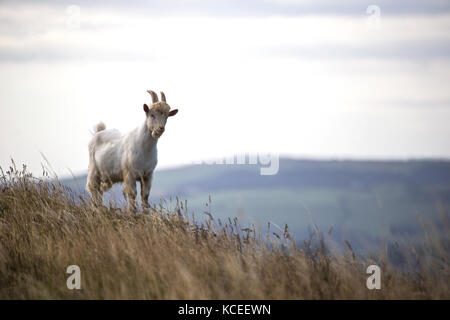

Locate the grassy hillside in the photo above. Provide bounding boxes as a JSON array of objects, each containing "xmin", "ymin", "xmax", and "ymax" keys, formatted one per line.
[
  {"xmin": 62, "ymin": 158, "xmax": 450, "ymax": 247},
  {"xmin": 1, "ymin": 163, "xmax": 449, "ymax": 299}
]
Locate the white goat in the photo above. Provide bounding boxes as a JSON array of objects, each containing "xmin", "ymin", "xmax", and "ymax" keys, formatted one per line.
[{"xmin": 86, "ymin": 90, "xmax": 178, "ymax": 210}]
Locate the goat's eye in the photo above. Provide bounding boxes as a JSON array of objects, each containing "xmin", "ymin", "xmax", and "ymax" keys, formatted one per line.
[{"xmin": 150, "ymin": 114, "xmax": 155, "ymax": 119}]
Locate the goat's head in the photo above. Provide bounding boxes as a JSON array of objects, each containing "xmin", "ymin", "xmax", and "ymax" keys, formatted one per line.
[{"xmin": 143, "ymin": 90, "xmax": 178, "ymax": 139}]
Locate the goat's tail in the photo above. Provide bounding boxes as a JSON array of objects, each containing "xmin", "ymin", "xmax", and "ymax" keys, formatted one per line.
[{"xmin": 94, "ymin": 122, "xmax": 106, "ymax": 133}]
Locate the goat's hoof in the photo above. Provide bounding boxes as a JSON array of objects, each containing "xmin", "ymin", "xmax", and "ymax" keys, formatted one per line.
[{"xmin": 125, "ymin": 207, "xmax": 137, "ymax": 216}]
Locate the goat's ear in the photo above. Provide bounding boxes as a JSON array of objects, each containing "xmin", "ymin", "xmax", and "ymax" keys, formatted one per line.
[
  {"xmin": 168, "ymin": 109, "xmax": 178, "ymax": 117},
  {"xmin": 143, "ymin": 104, "xmax": 149, "ymax": 113}
]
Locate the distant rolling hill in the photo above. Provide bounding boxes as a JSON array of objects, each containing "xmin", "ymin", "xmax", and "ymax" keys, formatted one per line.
[{"xmin": 62, "ymin": 158, "xmax": 450, "ymax": 250}]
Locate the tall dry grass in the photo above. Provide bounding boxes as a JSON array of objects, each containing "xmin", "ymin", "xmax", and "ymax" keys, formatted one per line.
[{"xmin": 0, "ymin": 161, "xmax": 449, "ymax": 299}]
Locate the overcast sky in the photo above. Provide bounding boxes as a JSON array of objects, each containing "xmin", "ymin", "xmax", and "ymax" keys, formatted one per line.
[{"xmin": 1, "ymin": 1, "xmax": 450, "ymax": 177}]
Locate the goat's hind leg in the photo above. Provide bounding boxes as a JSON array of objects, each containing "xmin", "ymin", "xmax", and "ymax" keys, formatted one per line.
[
  {"xmin": 123, "ymin": 171, "xmax": 137, "ymax": 213},
  {"xmin": 86, "ymin": 166, "xmax": 103, "ymax": 206}
]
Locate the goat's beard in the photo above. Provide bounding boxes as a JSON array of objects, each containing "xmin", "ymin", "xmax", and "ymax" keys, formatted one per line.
[{"xmin": 151, "ymin": 130, "xmax": 162, "ymax": 139}]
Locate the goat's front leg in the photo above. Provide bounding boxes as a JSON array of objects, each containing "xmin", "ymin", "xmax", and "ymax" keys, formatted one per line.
[
  {"xmin": 140, "ymin": 172, "xmax": 153, "ymax": 212},
  {"xmin": 123, "ymin": 172, "xmax": 137, "ymax": 212}
]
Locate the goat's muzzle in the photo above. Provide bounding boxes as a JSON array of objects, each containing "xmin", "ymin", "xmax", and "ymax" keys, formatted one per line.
[{"xmin": 152, "ymin": 127, "xmax": 165, "ymax": 138}]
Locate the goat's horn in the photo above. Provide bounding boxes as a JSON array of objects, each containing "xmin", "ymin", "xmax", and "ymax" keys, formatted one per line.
[
  {"xmin": 147, "ymin": 90, "xmax": 159, "ymax": 104},
  {"xmin": 160, "ymin": 91, "xmax": 166, "ymax": 102}
]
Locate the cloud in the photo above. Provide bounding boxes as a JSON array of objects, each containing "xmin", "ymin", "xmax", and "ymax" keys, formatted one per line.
[
  {"xmin": 0, "ymin": 6, "xmax": 449, "ymax": 63},
  {"xmin": 2, "ymin": 0, "xmax": 450, "ymax": 16},
  {"xmin": 264, "ymin": 42, "xmax": 450, "ymax": 60},
  {"xmin": 1, "ymin": 1, "xmax": 450, "ymax": 175}
]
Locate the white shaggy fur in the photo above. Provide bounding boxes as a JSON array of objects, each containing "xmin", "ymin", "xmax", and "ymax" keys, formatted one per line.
[{"xmin": 86, "ymin": 90, "xmax": 178, "ymax": 210}]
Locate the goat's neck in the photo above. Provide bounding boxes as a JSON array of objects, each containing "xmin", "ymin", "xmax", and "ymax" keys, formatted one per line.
[{"xmin": 138, "ymin": 122, "xmax": 158, "ymax": 152}]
